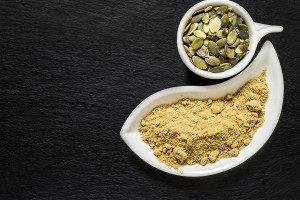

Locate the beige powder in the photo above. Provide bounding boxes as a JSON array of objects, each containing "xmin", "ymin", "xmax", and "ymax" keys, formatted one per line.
[{"xmin": 138, "ymin": 70, "xmax": 268, "ymax": 169}]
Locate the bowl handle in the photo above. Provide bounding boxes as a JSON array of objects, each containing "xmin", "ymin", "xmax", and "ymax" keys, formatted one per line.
[{"xmin": 254, "ymin": 22, "xmax": 283, "ymax": 41}]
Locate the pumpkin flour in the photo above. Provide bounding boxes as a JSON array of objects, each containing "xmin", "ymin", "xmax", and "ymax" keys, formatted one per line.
[{"xmin": 138, "ymin": 70, "xmax": 268, "ymax": 169}]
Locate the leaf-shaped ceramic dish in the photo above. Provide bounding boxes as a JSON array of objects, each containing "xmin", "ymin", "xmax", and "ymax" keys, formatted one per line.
[{"xmin": 121, "ymin": 41, "xmax": 283, "ymax": 177}]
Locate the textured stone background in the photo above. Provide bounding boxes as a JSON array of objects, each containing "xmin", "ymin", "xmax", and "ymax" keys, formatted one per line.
[{"xmin": 1, "ymin": 0, "xmax": 299, "ymax": 199}]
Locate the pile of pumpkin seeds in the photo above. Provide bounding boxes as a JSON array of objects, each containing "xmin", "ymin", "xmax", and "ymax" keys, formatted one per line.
[{"xmin": 183, "ymin": 5, "xmax": 249, "ymax": 73}]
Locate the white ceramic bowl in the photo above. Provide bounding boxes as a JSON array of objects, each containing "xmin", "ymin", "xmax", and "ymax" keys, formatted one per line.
[
  {"xmin": 121, "ymin": 41, "xmax": 284, "ymax": 177},
  {"xmin": 177, "ymin": 0, "xmax": 283, "ymax": 79}
]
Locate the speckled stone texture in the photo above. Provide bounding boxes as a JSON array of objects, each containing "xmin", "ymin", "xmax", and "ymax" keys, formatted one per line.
[{"xmin": 1, "ymin": 0, "xmax": 299, "ymax": 199}]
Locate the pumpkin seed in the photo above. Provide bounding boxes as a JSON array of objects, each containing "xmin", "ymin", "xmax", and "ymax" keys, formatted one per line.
[
  {"xmin": 187, "ymin": 23, "xmax": 198, "ymax": 35},
  {"xmin": 208, "ymin": 41, "xmax": 219, "ymax": 56},
  {"xmin": 205, "ymin": 56, "xmax": 220, "ymax": 66},
  {"xmin": 222, "ymin": 28, "xmax": 229, "ymax": 35},
  {"xmin": 214, "ymin": 7, "xmax": 219, "ymax": 11},
  {"xmin": 209, "ymin": 9, "xmax": 216, "ymax": 16},
  {"xmin": 183, "ymin": 35, "xmax": 190, "ymax": 45},
  {"xmin": 191, "ymin": 13, "xmax": 205, "ymax": 23},
  {"xmin": 231, "ymin": 15, "xmax": 237, "ymax": 27},
  {"xmin": 189, "ymin": 35, "xmax": 197, "ymax": 42},
  {"xmin": 216, "ymin": 30, "xmax": 226, "ymax": 38},
  {"xmin": 221, "ymin": 14, "xmax": 229, "ymax": 27},
  {"xmin": 216, "ymin": 5, "xmax": 228, "ymax": 15},
  {"xmin": 237, "ymin": 30, "xmax": 249, "ymax": 39},
  {"xmin": 227, "ymin": 30, "xmax": 238, "ymax": 45},
  {"xmin": 209, "ymin": 66, "xmax": 225, "ymax": 73},
  {"xmin": 204, "ymin": 6, "xmax": 213, "ymax": 12},
  {"xmin": 192, "ymin": 56, "xmax": 208, "ymax": 69},
  {"xmin": 238, "ymin": 24, "xmax": 248, "ymax": 31},
  {"xmin": 237, "ymin": 17, "xmax": 243, "ymax": 25},
  {"xmin": 230, "ymin": 38, "xmax": 240, "ymax": 48},
  {"xmin": 184, "ymin": 45, "xmax": 194, "ymax": 57},
  {"xmin": 191, "ymin": 37, "xmax": 204, "ymax": 50},
  {"xmin": 203, "ymin": 23, "xmax": 210, "ymax": 33},
  {"xmin": 220, "ymin": 63, "xmax": 232, "ymax": 69},
  {"xmin": 197, "ymin": 22, "xmax": 204, "ymax": 30},
  {"xmin": 209, "ymin": 17, "xmax": 221, "ymax": 33},
  {"xmin": 236, "ymin": 52, "xmax": 247, "ymax": 60},
  {"xmin": 228, "ymin": 7, "xmax": 233, "ymax": 11},
  {"xmin": 235, "ymin": 42, "xmax": 249, "ymax": 54},
  {"xmin": 202, "ymin": 13, "xmax": 210, "ymax": 24},
  {"xmin": 219, "ymin": 56, "xmax": 225, "ymax": 64},
  {"xmin": 193, "ymin": 9, "xmax": 205, "ymax": 16},
  {"xmin": 227, "ymin": 58, "xmax": 238, "ymax": 66},
  {"xmin": 196, "ymin": 46, "xmax": 209, "ymax": 58},
  {"xmin": 219, "ymin": 48, "xmax": 226, "ymax": 57},
  {"xmin": 207, "ymin": 34, "xmax": 219, "ymax": 42},
  {"xmin": 194, "ymin": 30, "xmax": 206, "ymax": 39},
  {"xmin": 216, "ymin": 38, "xmax": 227, "ymax": 48},
  {"xmin": 204, "ymin": 39, "xmax": 209, "ymax": 46},
  {"xmin": 183, "ymin": 23, "xmax": 191, "ymax": 34},
  {"xmin": 225, "ymin": 45, "xmax": 235, "ymax": 59}
]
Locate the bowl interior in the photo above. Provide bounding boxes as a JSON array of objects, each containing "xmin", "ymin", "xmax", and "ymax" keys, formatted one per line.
[{"xmin": 178, "ymin": 0, "xmax": 256, "ymax": 79}]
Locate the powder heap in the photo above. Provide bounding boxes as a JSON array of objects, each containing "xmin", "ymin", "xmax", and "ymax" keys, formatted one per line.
[{"xmin": 138, "ymin": 70, "xmax": 268, "ymax": 169}]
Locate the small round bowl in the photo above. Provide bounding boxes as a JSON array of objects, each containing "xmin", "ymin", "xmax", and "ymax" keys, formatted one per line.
[{"xmin": 177, "ymin": 0, "xmax": 283, "ymax": 79}]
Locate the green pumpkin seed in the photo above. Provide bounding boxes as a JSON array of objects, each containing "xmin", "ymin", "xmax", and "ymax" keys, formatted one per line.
[
  {"xmin": 219, "ymin": 48, "xmax": 226, "ymax": 57},
  {"xmin": 227, "ymin": 30, "xmax": 238, "ymax": 45},
  {"xmin": 184, "ymin": 45, "xmax": 194, "ymax": 57},
  {"xmin": 225, "ymin": 45, "xmax": 235, "ymax": 59},
  {"xmin": 204, "ymin": 6, "xmax": 213, "ymax": 12},
  {"xmin": 193, "ymin": 9, "xmax": 205, "ymax": 16},
  {"xmin": 222, "ymin": 28, "xmax": 229, "ymax": 35},
  {"xmin": 216, "ymin": 5, "xmax": 228, "ymax": 15},
  {"xmin": 208, "ymin": 41, "xmax": 219, "ymax": 56},
  {"xmin": 191, "ymin": 13, "xmax": 205, "ymax": 23},
  {"xmin": 208, "ymin": 10, "xmax": 216, "ymax": 17},
  {"xmin": 227, "ymin": 58, "xmax": 238, "ymax": 66},
  {"xmin": 231, "ymin": 15, "xmax": 237, "ymax": 27},
  {"xmin": 183, "ymin": 35, "xmax": 190, "ymax": 45},
  {"xmin": 204, "ymin": 39, "xmax": 209, "ymax": 46},
  {"xmin": 236, "ymin": 52, "xmax": 247, "ymax": 60},
  {"xmin": 219, "ymin": 56, "xmax": 225, "ymax": 64},
  {"xmin": 238, "ymin": 30, "xmax": 249, "ymax": 39},
  {"xmin": 216, "ymin": 30, "xmax": 227, "ymax": 38},
  {"xmin": 189, "ymin": 35, "xmax": 197, "ymax": 42},
  {"xmin": 214, "ymin": 7, "xmax": 219, "ymax": 11},
  {"xmin": 194, "ymin": 30, "xmax": 206, "ymax": 39},
  {"xmin": 205, "ymin": 56, "xmax": 220, "ymax": 66},
  {"xmin": 230, "ymin": 38, "xmax": 240, "ymax": 48},
  {"xmin": 216, "ymin": 38, "xmax": 227, "ymax": 48},
  {"xmin": 187, "ymin": 23, "xmax": 199, "ymax": 35},
  {"xmin": 227, "ymin": 11, "xmax": 234, "ymax": 17},
  {"xmin": 238, "ymin": 24, "xmax": 248, "ymax": 31},
  {"xmin": 221, "ymin": 14, "xmax": 229, "ymax": 27},
  {"xmin": 198, "ymin": 22, "xmax": 204, "ymax": 30},
  {"xmin": 191, "ymin": 37, "xmax": 204, "ymax": 50},
  {"xmin": 220, "ymin": 63, "xmax": 232, "ymax": 70},
  {"xmin": 202, "ymin": 13, "xmax": 210, "ymax": 24},
  {"xmin": 235, "ymin": 42, "xmax": 249, "ymax": 54},
  {"xmin": 207, "ymin": 34, "xmax": 219, "ymax": 42},
  {"xmin": 183, "ymin": 23, "xmax": 191, "ymax": 34},
  {"xmin": 209, "ymin": 66, "xmax": 225, "ymax": 73},
  {"xmin": 237, "ymin": 17, "xmax": 243, "ymax": 25},
  {"xmin": 192, "ymin": 56, "xmax": 208, "ymax": 69},
  {"xmin": 196, "ymin": 46, "xmax": 209, "ymax": 58}
]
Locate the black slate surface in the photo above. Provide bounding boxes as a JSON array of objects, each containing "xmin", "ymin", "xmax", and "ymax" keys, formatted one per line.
[{"xmin": 1, "ymin": 0, "xmax": 300, "ymax": 199}]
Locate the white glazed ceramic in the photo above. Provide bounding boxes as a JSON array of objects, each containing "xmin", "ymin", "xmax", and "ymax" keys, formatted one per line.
[
  {"xmin": 177, "ymin": 0, "xmax": 283, "ymax": 79},
  {"xmin": 121, "ymin": 41, "xmax": 283, "ymax": 177}
]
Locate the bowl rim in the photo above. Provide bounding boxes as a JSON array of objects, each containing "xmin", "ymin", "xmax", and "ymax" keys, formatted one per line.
[{"xmin": 177, "ymin": 0, "xmax": 257, "ymax": 79}]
